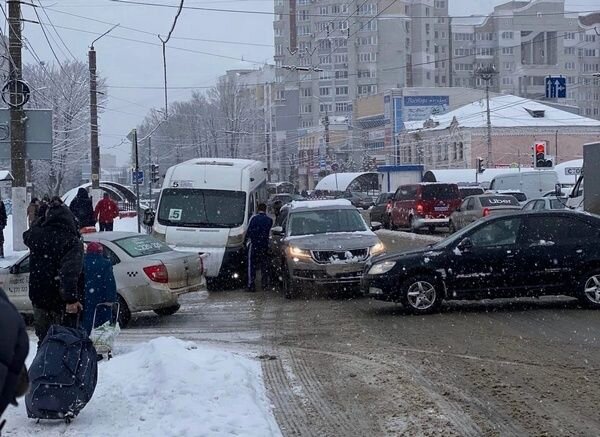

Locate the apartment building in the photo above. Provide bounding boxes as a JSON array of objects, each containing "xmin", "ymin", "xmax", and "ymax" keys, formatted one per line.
[{"xmin": 450, "ymin": 1, "xmax": 600, "ymax": 119}]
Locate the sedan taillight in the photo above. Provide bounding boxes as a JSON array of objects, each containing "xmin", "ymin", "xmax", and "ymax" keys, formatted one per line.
[
  {"xmin": 143, "ymin": 264, "xmax": 169, "ymax": 283},
  {"xmin": 482, "ymin": 207, "xmax": 491, "ymax": 217}
]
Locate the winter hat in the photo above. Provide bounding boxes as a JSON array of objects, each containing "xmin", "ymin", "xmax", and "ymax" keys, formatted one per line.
[{"xmin": 86, "ymin": 242, "xmax": 104, "ymax": 254}]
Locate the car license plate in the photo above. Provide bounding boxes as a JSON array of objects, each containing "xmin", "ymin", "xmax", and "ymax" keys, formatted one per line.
[
  {"xmin": 434, "ymin": 206, "xmax": 449, "ymax": 212},
  {"xmin": 326, "ymin": 264, "xmax": 362, "ymax": 276}
]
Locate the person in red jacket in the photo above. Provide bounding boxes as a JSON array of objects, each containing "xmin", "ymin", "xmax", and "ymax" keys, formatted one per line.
[{"xmin": 94, "ymin": 193, "xmax": 119, "ymax": 232}]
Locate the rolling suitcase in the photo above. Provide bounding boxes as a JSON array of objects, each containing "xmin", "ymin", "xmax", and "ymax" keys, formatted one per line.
[{"xmin": 25, "ymin": 323, "xmax": 98, "ymax": 422}]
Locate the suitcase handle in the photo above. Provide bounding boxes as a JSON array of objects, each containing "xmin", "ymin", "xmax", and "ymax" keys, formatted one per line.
[{"xmin": 91, "ymin": 302, "xmax": 120, "ymax": 329}]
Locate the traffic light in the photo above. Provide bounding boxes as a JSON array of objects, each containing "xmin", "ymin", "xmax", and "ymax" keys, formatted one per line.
[
  {"xmin": 533, "ymin": 142, "xmax": 553, "ymax": 168},
  {"xmin": 476, "ymin": 157, "xmax": 485, "ymax": 174},
  {"xmin": 150, "ymin": 163, "xmax": 160, "ymax": 183}
]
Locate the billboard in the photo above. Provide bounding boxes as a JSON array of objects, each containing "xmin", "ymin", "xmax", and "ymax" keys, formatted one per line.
[
  {"xmin": 403, "ymin": 96, "xmax": 450, "ymax": 122},
  {"xmin": 393, "ymin": 97, "xmax": 404, "ymax": 134}
]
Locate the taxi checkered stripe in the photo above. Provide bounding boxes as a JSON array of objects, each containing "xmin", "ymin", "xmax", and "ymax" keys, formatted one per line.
[{"xmin": 126, "ymin": 271, "xmax": 139, "ymax": 278}]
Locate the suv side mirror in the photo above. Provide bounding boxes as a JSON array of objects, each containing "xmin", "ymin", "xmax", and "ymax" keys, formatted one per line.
[
  {"xmin": 271, "ymin": 226, "xmax": 284, "ymax": 236},
  {"xmin": 457, "ymin": 237, "xmax": 473, "ymax": 252},
  {"xmin": 143, "ymin": 208, "xmax": 155, "ymax": 227},
  {"xmin": 370, "ymin": 221, "xmax": 382, "ymax": 232}
]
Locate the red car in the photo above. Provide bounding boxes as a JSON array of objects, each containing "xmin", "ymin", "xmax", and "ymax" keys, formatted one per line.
[{"xmin": 390, "ymin": 183, "xmax": 461, "ymax": 232}]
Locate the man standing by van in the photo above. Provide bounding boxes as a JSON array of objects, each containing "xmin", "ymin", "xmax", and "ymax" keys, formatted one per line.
[{"xmin": 245, "ymin": 203, "xmax": 272, "ymax": 292}]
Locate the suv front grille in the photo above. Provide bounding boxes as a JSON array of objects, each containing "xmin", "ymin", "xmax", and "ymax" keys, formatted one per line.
[{"xmin": 311, "ymin": 248, "xmax": 369, "ymax": 264}]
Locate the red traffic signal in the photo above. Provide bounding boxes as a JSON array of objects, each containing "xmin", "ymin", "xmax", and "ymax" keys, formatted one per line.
[{"xmin": 535, "ymin": 143, "xmax": 546, "ymax": 154}]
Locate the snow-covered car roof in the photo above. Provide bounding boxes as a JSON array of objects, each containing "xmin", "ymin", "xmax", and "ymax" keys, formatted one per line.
[{"xmin": 289, "ymin": 199, "xmax": 353, "ymax": 211}]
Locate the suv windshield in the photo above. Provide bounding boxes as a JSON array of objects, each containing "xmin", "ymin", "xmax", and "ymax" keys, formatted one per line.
[
  {"xmin": 158, "ymin": 189, "xmax": 246, "ymax": 228},
  {"xmin": 114, "ymin": 235, "xmax": 171, "ymax": 258},
  {"xmin": 288, "ymin": 209, "xmax": 367, "ymax": 236},
  {"xmin": 422, "ymin": 184, "xmax": 459, "ymax": 200}
]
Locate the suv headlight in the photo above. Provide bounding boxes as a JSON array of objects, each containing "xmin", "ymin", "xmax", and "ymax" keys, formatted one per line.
[
  {"xmin": 289, "ymin": 246, "xmax": 311, "ymax": 259},
  {"xmin": 370, "ymin": 242, "xmax": 385, "ymax": 256},
  {"xmin": 368, "ymin": 261, "xmax": 396, "ymax": 275}
]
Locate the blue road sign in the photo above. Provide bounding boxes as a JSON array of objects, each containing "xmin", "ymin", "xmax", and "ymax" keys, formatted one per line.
[
  {"xmin": 132, "ymin": 170, "xmax": 144, "ymax": 185},
  {"xmin": 319, "ymin": 157, "xmax": 326, "ymax": 170},
  {"xmin": 545, "ymin": 76, "xmax": 566, "ymax": 99}
]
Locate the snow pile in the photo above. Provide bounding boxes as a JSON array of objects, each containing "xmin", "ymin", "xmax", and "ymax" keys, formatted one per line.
[
  {"xmin": 2, "ymin": 337, "xmax": 281, "ymax": 437},
  {"xmin": 329, "ymin": 250, "xmax": 364, "ymax": 264}
]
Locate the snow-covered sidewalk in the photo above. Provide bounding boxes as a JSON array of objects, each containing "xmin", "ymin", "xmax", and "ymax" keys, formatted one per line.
[{"xmin": 2, "ymin": 337, "xmax": 281, "ymax": 437}]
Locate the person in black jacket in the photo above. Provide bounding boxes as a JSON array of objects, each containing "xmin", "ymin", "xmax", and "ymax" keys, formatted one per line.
[
  {"xmin": 23, "ymin": 198, "xmax": 85, "ymax": 346},
  {"xmin": 0, "ymin": 198, "xmax": 6, "ymax": 258},
  {"xmin": 0, "ymin": 287, "xmax": 29, "ymax": 419},
  {"xmin": 69, "ymin": 188, "xmax": 95, "ymax": 229}
]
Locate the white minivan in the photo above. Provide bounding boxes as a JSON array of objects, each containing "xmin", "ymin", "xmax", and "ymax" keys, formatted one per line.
[
  {"xmin": 150, "ymin": 159, "xmax": 268, "ymax": 289},
  {"xmin": 488, "ymin": 170, "xmax": 558, "ymax": 200}
]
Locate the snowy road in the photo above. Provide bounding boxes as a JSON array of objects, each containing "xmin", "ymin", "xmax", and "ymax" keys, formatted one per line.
[{"xmin": 113, "ymin": 230, "xmax": 600, "ymax": 436}]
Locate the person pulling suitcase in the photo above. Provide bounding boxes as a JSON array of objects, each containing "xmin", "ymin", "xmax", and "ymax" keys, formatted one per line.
[{"xmin": 23, "ymin": 197, "xmax": 85, "ymax": 346}]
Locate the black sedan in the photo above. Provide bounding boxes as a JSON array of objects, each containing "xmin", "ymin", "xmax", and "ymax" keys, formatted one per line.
[{"xmin": 363, "ymin": 210, "xmax": 600, "ymax": 314}]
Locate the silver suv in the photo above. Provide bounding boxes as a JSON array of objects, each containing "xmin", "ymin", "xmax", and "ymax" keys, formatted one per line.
[{"xmin": 270, "ymin": 199, "xmax": 385, "ymax": 298}]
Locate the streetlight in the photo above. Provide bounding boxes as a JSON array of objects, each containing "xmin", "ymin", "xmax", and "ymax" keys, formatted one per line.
[{"xmin": 476, "ymin": 65, "xmax": 498, "ymax": 168}]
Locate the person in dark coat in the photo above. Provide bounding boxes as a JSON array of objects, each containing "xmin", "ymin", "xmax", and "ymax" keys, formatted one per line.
[
  {"xmin": 82, "ymin": 242, "xmax": 117, "ymax": 335},
  {"xmin": 37, "ymin": 195, "xmax": 50, "ymax": 220},
  {"xmin": 23, "ymin": 199, "xmax": 85, "ymax": 346},
  {"xmin": 0, "ymin": 198, "xmax": 6, "ymax": 259},
  {"xmin": 244, "ymin": 203, "xmax": 273, "ymax": 292},
  {"xmin": 0, "ymin": 287, "xmax": 29, "ymax": 419},
  {"xmin": 69, "ymin": 188, "xmax": 95, "ymax": 228}
]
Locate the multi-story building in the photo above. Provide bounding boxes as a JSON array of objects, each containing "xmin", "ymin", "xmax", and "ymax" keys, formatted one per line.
[
  {"xmin": 451, "ymin": 1, "xmax": 600, "ymax": 119},
  {"xmin": 273, "ymin": 0, "xmax": 410, "ymax": 182}
]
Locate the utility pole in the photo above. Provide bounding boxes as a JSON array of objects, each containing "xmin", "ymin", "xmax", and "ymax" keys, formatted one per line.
[
  {"xmin": 324, "ymin": 112, "xmax": 330, "ymax": 160},
  {"xmin": 147, "ymin": 136, "xmax": 152, "ymax": 200},
  {"xmin": 89, "ymin": 24, "xmax": 118, "ymax": 206},
  {"xmin": 476, "ymin": 65, "xmax": 497, "ymax": 168},
  {"xmin": 8, "ymin": 0, "xmax": 27, "ymax": 251},
  {"xmin": 132, "ymin": 129, "xmax": 141, "ymax": 233},
  {"xmin": 89, "ymin": 45, "xmax": 100, "ymax": 202}
]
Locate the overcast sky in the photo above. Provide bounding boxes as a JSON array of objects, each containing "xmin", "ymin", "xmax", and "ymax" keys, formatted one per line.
[{"xmin": 14, "ymin": 0, "xmax": 600, "ymax": 165}]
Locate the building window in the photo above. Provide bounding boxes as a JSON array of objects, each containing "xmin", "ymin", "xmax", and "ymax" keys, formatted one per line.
[
  {"xmin": 336, "ymin": 102, "xmax": 351, "ymax": 112},
  {"xmin": 335, "ymin": 70, "xmax": 349, "ymax": 79},
  {"xmin": 300, "ymin": 104, "xmax": 312, "ymax": 114},
  {"xmin": 458, "ymin": 142, "xmax": 464, "ymax": 160},
  {"xmin": 320, "ymin": 103, "xmax": 332, "ymax": 113},
  {"xmin": 319, "ymin": 55, "xmax": 332, "ymax": 64},
  {"xmin": 319, "ymin": 87, "xmax": 330, "ymax": 96},
  {"xmin": 502, "ymin": 47, "xmax": 514, "ymax": 55},
  {"xmin": 501, "ymin": 31, "xmax": 514, "ymax": 39},
  {"xmin": 335, "ymin": 86, "xmax": 348, "ymax": 95},
  {"xmin": 276, "ymin": 90, "xmax": 285, "ymax": 101},
  {"xmin": 301, "ymin": 88, "xmax": 312, "ymax": 97}
]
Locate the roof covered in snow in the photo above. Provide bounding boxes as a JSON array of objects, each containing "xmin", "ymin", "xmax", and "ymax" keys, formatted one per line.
[
  {"xmin": 423, "ymin": 167, "xmax": 536, "ymax": 184},
  {"xmin": 420, "ymin": 95, "xmax": 600, "ymax": 131},
  {"xmin": 314, "ymin": 172, "xmax": 378, "ymax": 192},
  {"xmin": 290, "ymin": 199, "xmax": 353, "ymax": 210},
  {"xmin": 0, "ymin": 171, "xmax": 13, "ymax": 181}
]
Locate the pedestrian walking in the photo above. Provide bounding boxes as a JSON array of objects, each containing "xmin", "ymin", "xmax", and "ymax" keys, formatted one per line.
[
  {"xmin": 69, "ymin": 188, "xmax": 95, "ymax": 229},
  {"xmin": 27, "ymin": 198, "xmax": 40, "ymax": 227},
  {"xmin": 82, "ymin": 242, "xmax": 117, "ymax": 335},
  {"xmin": 23, "ymin": 198, "xmax": 85, "ymax": 346},
  {"xmin": 0, "ymin": 197, "xmax": 7, "ymax": 259},
  {"xmin": 94, "ymin": 193, "xmax": 119, "ymax": 232},
  {"xmin": 244, "ymin": 203, "xmax": 273, "ymax": 292},
  {"xmin": 272, "ymin": 200, "xmax": 283, "ymax": 222},
  {"xmin": 0, "ymin": 287, "xmax": 29, "ymax": 419}
]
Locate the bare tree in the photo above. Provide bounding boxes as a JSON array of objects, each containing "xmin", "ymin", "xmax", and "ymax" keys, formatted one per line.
[{"xmin": 24, "ymin": 61, "xmax": 106, "ymax": 196}]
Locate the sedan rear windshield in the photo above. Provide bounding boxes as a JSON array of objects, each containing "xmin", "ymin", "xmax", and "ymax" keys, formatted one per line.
[
  {"xmin": 480, "ymin": 196, "xmax": 520, "ymax": 207},
  {"xmin": 114, "ymin": 235, "xmax": 171, "ymax": 258},
  {"xmin": 550, "ymin": 199, "xmax": 566, "ymax": 209},
  {"xmin": 507, "ymin": 192, "xmax": 527, "ymax": 202},
  {"xmin": 158, "ymin": 189, "xmax": 246, "ymax": 228},
  {"xmin": 422, "ymin": 184, "xmax": 459, "ymax": 200},
  {"xmin": 459, "ymin": 188, "xmax": 484, "ymax": 198},
  {"xmin": 289, "ymin": 209, "xmax": 367, "ymax": 236}
]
